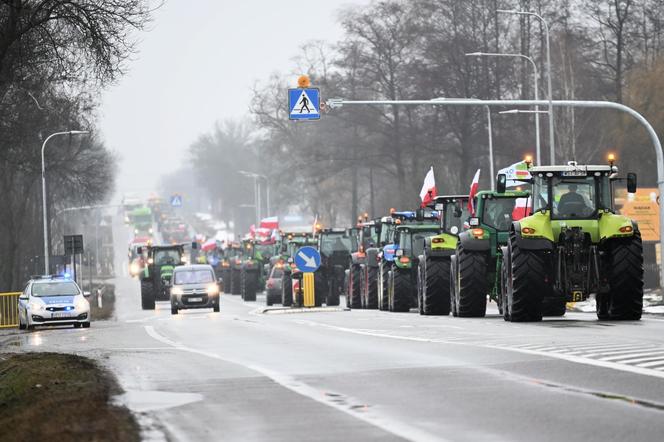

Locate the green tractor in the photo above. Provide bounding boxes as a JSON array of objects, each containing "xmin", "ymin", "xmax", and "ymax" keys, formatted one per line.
[
  {"xmin": 316, "ymin": 228, "xmax": 355, "ymax": 307},
  {"xmin": 501, "ymin": 160, "xmax": 643, "ymax": 322},
  {"xmin": 130, "ymin": 206, "xmax": 153, "ymax": 237},
  {"xmin": 451, "ymin": 188, "xmax": 531, "ymax": 317},
  {"xmin": 139, "ymin": 244, "xmax": 189, "ymax": 310},
  {"xmin": 240, "ymin": 240, "xmax": 276, "ymax": 302},
  {"xmin": 219, "ymin": 242, "xmax": 241, "ymax": 294},
  {"xmin": 388, "ymin": 219, "xmax": 441, "ymax": 312},
  {"xmin": 417, "ymin": 195, "xmax": 469, "ymax": 316}
]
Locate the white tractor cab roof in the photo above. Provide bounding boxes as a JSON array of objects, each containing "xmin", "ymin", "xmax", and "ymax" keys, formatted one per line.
[{"xmin": 529, "ymin": 161, "xmax": 616, "ymax": 175}]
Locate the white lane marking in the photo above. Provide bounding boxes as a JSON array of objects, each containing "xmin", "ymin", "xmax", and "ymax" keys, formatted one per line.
[
  {"xmin": 636, "ymin": 360, "xmax": 664, "ymax": 368},
  {"xmin": 599, "ymin": 351, "xmax": 664, "ymax": 362},
  {"xmin": 143, "ymin": 326, "xmax": 444, "ymax": 442},
  {"xmin": 297, "ymin": 320, "xmax": 664, "ymax": 380}
]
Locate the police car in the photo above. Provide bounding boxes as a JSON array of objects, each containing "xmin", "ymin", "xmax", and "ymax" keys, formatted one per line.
[{"xmin": 18, "ymin": 276, "xmax": 91, "ymax": 330}]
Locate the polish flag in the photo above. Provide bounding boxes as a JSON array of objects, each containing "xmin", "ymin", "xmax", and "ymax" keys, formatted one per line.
[
  {"xmin": 512, "ymin": 197, "xmax": 532, "ymax": 221},
  {"xmin": 468, "ymin": 169, "xmax": 481, "ymax": 215},
  {"xmin": 419, "ymin": 167, "xmax": 437, "ymax": 208}
]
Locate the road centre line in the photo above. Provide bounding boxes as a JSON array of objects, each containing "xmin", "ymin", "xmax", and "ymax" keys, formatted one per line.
[{"xmin": 143, "ymin": 325, "xmax": 444, "ymax": 442}]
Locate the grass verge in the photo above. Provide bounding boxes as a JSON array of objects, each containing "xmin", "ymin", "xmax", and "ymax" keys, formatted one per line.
[{"xmin": 0, "ymin": 352, "xmax": 139, "ymax": 442}]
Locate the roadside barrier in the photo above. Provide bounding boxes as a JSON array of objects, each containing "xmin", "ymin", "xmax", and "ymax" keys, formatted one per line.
[
  {"xmin": 0, "ymin": 292, "xmax": 20, "ymax": 328},
  {"xmin": 303, "ymin": 273, "xmax": 315, "ymax": 307}
]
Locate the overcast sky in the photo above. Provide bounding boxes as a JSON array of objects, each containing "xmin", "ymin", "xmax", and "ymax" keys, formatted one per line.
[{"xmin": 100, "ymin": 0, "xmax": 369, "ymax": 199}]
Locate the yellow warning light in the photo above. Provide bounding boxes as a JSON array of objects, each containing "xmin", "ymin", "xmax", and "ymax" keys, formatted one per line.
[
  {"xmin": 524, "ymin": 155, "xmax": 533, "ymax": 166},
  {"xmin": 363, "ymin": 212, "xmax": 369, "ymax": 221},
  {"xmin": 298, "ymin": 75, "xmax": 311, "ymax": 88},
  {"xmin": 390, "ymin": 208, "xmax": 396, "ymax": 214},
  {"xmin": 608, "ymin": 153, "xmax": 616, "ymax": 166},
  {"xmin": 315, "ymin": 223, "xmax": 322, "ymax": 231}
]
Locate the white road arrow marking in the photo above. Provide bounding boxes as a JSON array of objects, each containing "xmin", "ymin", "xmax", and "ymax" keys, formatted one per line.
[{"xmin": 297, "ymin": 251, "xmax": 317, "ymax": 268}]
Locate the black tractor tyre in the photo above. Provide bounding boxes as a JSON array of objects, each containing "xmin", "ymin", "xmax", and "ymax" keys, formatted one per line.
[
  {"xmin": 282, "ymin": 273, "xmax": 293, "ymax": 307},
  {"xmin": 596, "ymin": 293, "xmax": 611, "ymax": 320},
  {"xmin": 506, "ymin": 232, "xmax": 547, "ymax": 322},
  {"xmin": 416, "ymin": 263, "xmax": 424, "ymax": 315},
  {"xmin": 348, "ymin": 265, "xmax": 362, "ymax": 309},
  {"xmin": 231, "ymin": 269, "xmax": 241, "ymax": 295},
  {"xmin": 141, "ymin": 280, "xmax": 156, "ymax": 310},
  {"xmin": 171, "ymin": 304, "xmax": 178, "ymax": 315},
  {"xmin": 542, "ymin": 299, "xmax": 567, "ymax": 317},
  {"xmin": 365, "ymin": 266, "xmax": 379, "ymax": 309},
  {"xmin": 379, "ymin": 266, "xmax": 390, "ymax": 311},
  {"xmin": 456, "ymin": 245, "xmax": 488, "ymax": 317},
  {"xmin": 315, "ymin": 272, "xmax": 326, "ymax": 307},
  {"xmin": 500, "ymin": 249, "xmax": 511, "ymax": 322},
  {"xmin": 605, "ymin": 232, "xmax": 644, "ymax": 320},
  {"xmin": 326, "ymin": 278, "xmax": 340, "ymax": 306},
  {"xmin": 422, "ymin": 257, "xmax": 451, "ymax": 316},
  {"xmin": 241, "ymin": 269, "xmax": 257, "ymax": 302},
  {"xmin": 450, "ymin": 258, "xmax": 458, "ymax": 317},
  {"xmin": 213, "ymin": 302, "xmax": 220, "ymax": 313},
  {"xmin": 390, "ymin": 269, "xmax": 412, "ymax": 313}
]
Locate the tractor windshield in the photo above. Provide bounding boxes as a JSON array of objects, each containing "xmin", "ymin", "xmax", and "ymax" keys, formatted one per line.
[
  {"xmin": 154, "ymin": 250, "xmax": 180, "ymax": 265},
  {"xmin": 444, "ymin": 200, "xmax": 470, "ymax": 234},
  {"xmin": 320, "ymin": 234, "xmax": 352, "ymax": 255},
  {"xmin": 399, "ymin": 229, "xmax": 439, "ymax": 257},
  {"xmin": 552, "ymin": 177, "xmax": 596, "ymax": 218},
  {"xmin": 482, "ymin": 197, "xmax": 529, "ymax": 231}
]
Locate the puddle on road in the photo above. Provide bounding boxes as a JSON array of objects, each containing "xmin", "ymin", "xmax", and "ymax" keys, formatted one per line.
[{"xmin": 113, "ymin": 390, "xmax": 203, "ymax": 413}]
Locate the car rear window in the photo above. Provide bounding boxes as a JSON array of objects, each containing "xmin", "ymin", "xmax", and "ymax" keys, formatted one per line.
[
  {"xmin": 174, "ymin": 269, "xmax": 214, "ymax": 284},
  {"xmin": 31, "ymin": 282, "xmax": 79, "ymax": 296}
]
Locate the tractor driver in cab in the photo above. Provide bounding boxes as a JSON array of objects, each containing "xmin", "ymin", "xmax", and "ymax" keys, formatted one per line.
[
  {"xmin": 484, "ymin": 197, "xmax": 518, "ymax": 231},
  {"xmin": 555, "ymin": 182, "xmax": 593, "ymax": 218}
]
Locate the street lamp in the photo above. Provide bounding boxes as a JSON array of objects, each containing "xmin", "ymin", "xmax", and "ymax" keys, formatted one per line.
[
  {"xmin": 497, "ymin": 9, "xmax": 556, "ymax": 164},
  {"xmin": 41, "ymin": 130, "xmax": 89, "ymax": 274},
  {"xmin": 466, "ymin": 52, "xmax": 542, "ymax": 165},
  {"xmin": 238, "ymin": 170, "xmax": 270, "ymax": 225}
]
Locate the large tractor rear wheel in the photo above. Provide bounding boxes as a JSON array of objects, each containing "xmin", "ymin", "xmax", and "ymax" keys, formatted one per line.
[
  {"xmin": 378, "ymin": 265, "xmax": 389, "ymax": 311},
  {"xmin": 347, "ymin": 265, "xmax": 362, "ymax": 309},
  {"xmin": 241, "ymin": 269, "xmax": 257, "ymax": 302},
  {"xmin": 456, "ymin": 245, "xmax": 488, "ymax": 317},
  {"xmin": 231, "ymin": 269, "xmax": 241, "ymax": 295},
  {"xmin": 326, "ymin": 277, "xmax": 340, "ymax": 306},
  {"xmin": 365, "ymin": 266, "xmax": 379, "ymax": 309},
  {"xmin": 422, "ymin": 257, "xmax": 451, "ymax": 316},
  {"xmin": 506, "ymin": 232, "xmax": 546, "ymax": 322},
  {"xmin": 282, "ymin": 273, "xmax": 293, "ymax": 307},
  {"xmin": 390, "ymin": 269, "xmax": 412, "ymax": 313},
  {"xmin": 314, "ymin": 272, "xmax": 326, "ymax": 307},
  {"xmin": 141, "ymin": 280, "xmax": 155, "ymax": 310},
  {"xmin": 605, "ymin": 232, "xmax": 644, "ymax": 320}
]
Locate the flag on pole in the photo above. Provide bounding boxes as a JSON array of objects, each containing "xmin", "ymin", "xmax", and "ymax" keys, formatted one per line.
[
  {"xmin": 512, "ymin": 197, "xmax": 532, "ymax": 221},
  {"xmin": 419, "ymin": 167, "xmax": 437, "ymax": 208},
  {"xmin": 497, "ymin": 160, "xmax": 532, "ymax": 187},
  {"xmin": 468, "ymin": 169, "xmax": 481, "ymax": 215}
]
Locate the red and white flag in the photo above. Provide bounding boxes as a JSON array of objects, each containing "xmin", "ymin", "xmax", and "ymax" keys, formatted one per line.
[
  {"xmin": 468, "ymin": 169, "xmax": 481, "ymax": 215},
  {"xmin": 419, "ymin": 167, "xmax": 437, "ymax": 208},
  {"xmin": 512, "ymin": 197, "xmax": 532, "ymax": 221}
]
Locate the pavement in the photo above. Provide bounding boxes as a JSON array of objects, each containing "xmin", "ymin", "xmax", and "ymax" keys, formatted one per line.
[{"xmin": 3, "ymin": 220, "xmax": 664, "ymax": 441}]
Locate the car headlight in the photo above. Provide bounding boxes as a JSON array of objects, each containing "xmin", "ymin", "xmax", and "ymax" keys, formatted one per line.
[
  {"xmin": 76, "ymin": 297, "xmax": 89, "ymax": 310},
  {"xmin": 206, "ymin": 284, "xmax": 219, "ymax": 296},
  {"xmin": 29, "ymin": 301, "xmax": 43, "ymax": 311},
  {"xmin": 171, "ymin": 287, "xmax": 184, "ymax": 296}
]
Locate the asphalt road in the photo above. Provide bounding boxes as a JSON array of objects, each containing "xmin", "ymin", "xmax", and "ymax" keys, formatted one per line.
[{"xmin": 3, "ymin": 220, "xmax": 664, "ymax": 441}]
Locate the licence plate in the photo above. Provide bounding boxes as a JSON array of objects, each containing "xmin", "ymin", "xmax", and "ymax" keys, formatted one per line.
[
  {"xmin": 562, "ymin": 170, "xmax": 586, "ymax": 177},
  {"xmin": 188, "ymin": 297, "xmax": 203, "ymax": 302},
  {"xmin": 53, "ymin": 312, "xmax": 74, "ymax": 318}
]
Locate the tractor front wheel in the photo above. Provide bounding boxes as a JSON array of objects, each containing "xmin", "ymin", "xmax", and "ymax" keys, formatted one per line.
[
  {"xmin": 282, "ymin": 273, "xmax": 293, "ymax": 307},
  {"xmin": 456, "ymin": 245, "xmax": 488, "ymax": 317},
  {"xmin": 422, "ymin": 257, "xmax": 451, "ymax": 316},
  {"xmin": 141, "ymin": 280, "xmax": 155, "ymax": 310},
  {"xmin": 506, "ymin": 232, "xmax": 547, "ymax": 322},
  {"xmin": 390, "ymin": 269, "xmax": 412, "ymax": 313}
]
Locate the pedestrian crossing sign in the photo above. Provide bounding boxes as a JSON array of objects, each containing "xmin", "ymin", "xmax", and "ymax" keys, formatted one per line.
[{"xmin": 288, "ymin": 88, "xmax": 320, "ymax": 120}]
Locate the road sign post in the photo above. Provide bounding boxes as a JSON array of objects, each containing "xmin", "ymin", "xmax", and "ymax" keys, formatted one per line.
[
  {"xmin": 170, "ymin": 194, "xmax": 183, "ymax": 207},
  {"xmin": 294, "ymin": 246, "xmax": 321, "ymax": 308}
]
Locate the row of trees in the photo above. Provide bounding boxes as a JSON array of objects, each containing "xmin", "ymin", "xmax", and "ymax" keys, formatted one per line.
[
  {"xmin": 186, "ymin": 0, "xmax": 664, "ymax": 230},
  {"xmin": 0, "ymin": 1, "xmax": 152, "ymax": 289}
]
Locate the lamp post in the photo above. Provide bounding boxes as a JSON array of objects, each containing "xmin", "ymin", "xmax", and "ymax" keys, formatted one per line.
[
  {"xmin": 239, "ymin": 171, "xmax": 270, "ymax": 225},
  {"xmin": 497, "ymin": 9, "xmax": 555, "ymax": 164},
  {"xmin": 41, "ymin": 130, "xmax": 89, "ymax": 275},
  {"xmin": 466, "ymin": 52, "xmax": 542, "ymax": 165}
]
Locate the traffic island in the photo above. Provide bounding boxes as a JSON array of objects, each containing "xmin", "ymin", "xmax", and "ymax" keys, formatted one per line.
[
  {"xmin": 0, "ymin": 352, "xmax": 139, "ymax": 442},
  {"xmin": 256, "ymin": 306, "xmax": 349, "ymax": 315}
]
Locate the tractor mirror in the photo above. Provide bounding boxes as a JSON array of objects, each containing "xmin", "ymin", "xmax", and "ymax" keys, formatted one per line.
[
  {"xmin": 496, "ymin": 174, "xmax": 507, "ymax": 194},
  {"xmin": 627, "ymin": 173, "xmax": 637, "ymax": 194},
  {"xmin": 136, "ymin": 246, "xmax": 143, "ymax": 255},
  {"xmin": 469, "ymin": 217, "xmax": 480, "ymax": 227},
  {"xmin": 191, "ymin": 242, "xmax": 198, "ymax": 250}
]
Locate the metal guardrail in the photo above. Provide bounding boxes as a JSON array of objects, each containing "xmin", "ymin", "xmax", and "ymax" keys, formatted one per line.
[{"xmin": 0, "ymin": 292, "xmax": 20, "ymax": 328}]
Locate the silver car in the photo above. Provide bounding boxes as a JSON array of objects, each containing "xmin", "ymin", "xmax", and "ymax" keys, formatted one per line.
[
  {"xmin": 18, "ymin": 276, "xmax": 91, "ymax": 330},
  {"xmin": 170, "ymin": 264, "xmax": 220, "ymax": 314}
]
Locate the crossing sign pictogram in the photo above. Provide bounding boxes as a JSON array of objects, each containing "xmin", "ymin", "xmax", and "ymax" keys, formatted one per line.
[{"xmin": 289, "ymin": 88, "xmax": 320, "ymax": 121}]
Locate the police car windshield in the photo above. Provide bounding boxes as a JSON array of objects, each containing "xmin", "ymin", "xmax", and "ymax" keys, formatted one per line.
[
  {"xmin": 174, "ymin": 270, "xmax": 214, "ymax": 285},
  {"xmin": 31, "ymin": 281, "xmax": 79, "ymax": 297}
]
